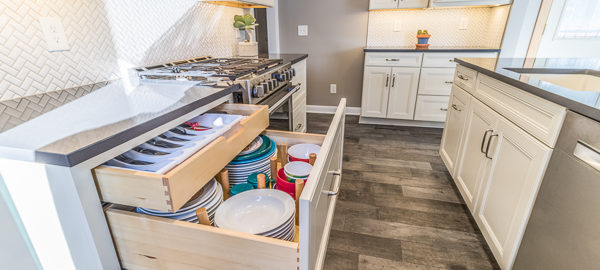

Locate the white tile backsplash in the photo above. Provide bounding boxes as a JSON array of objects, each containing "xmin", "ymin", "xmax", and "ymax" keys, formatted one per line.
[
  {"xmin": 0, "ymin": 0, "xmax": 243, "ymax": 101},
  {"xmin": 367, "ymin": 6, "xmax": 510, "ymax": 48}
]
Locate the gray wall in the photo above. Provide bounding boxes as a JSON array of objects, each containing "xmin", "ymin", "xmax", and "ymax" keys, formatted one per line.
[{"xmin": 278, "ymin": 0, "xmax": 369, "ymax": 108}]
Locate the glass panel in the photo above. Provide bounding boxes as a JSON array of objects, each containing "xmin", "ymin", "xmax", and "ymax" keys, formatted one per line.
[{"xmin": 555, "ymin": 0, "xmax": 600, "ymax": 39}]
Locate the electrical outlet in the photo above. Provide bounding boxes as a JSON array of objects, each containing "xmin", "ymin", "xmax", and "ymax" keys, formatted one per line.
[
  {"xmin": 330, "ymin": 84, "xmax": 337, "ymax": 94},
  {"xmin": 39, "ymin": 17, "xmax": 70, "ymax": 52},
  {"xmin": 298, "ymin": 25, "xmax": 308, "ymax": 36},
  {"xmin": 459, "ymin": 17, "xmax": 469, "ymax": 30},
  {"xmin": 393, "ymin": 20, "xmax": 402, "ymax": 32}
]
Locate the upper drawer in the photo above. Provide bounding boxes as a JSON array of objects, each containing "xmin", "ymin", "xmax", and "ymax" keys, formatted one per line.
[
  {"xmin": 93, "ymin": 104, "xmax": 269, "ymax": 212},
  {"xmin": 419, "ymin": 67, "xmax": 455, "ymax": 95},
  {"xmin": 365, "ymin": 52, "xmax": 423, "ymax": 67},
  {"xmin": 475, "ymin": 74, "xmax": 567, "ymax": 147},
  {"xmin": 423, "ymin": 52, "xmax": 498, "ymax": 68},
  {"xmin": 454, "ymin": 65, "xmax": 478, "ymax": 93}
]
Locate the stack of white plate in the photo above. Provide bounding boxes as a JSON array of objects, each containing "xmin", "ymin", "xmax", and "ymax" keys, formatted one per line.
[
  {"xmin": 226, "ymin": 135, "xmax": 277, "ymax": 186},
  {"xmin": 137, "ymin": 178, "xmax": 223, "ymax": 225},
  {"xmin": 215, "ymin": 189, "xmax": 295, "ymax": 241}
]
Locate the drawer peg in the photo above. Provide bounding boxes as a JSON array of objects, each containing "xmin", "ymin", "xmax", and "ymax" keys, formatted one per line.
[
  {"xmin": 309, "ymin": 153, "xmax": 317, "ymax": 166},
  {"xmin": 195, "ymin": 207, "xmax": 211, "ymax": 226}
]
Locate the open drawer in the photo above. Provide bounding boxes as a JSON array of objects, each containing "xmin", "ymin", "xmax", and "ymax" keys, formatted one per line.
[
  {"xmin": 93, "ymin": 103, "xmax": 269, "ymax": 212},
  {"xmin": 104, "ymin": 99, "xmax": 346, "ymax": 270}
]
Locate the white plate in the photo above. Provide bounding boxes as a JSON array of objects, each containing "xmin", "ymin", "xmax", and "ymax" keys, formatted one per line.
[
  {"xmin": 288, "ymin": 143, "xmax": 321, "ymax": 160},
  {"xmin": 284, "ymin": 161, "xmax": 312, "ymax": 178},
  {"xmin": 215, "ymin": 189, "xmax": 295, "ymax": 235}
]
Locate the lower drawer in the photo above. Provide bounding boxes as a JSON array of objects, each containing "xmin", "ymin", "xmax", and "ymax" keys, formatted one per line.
[
  {"xmin": 414, "ymin": 95, "xmax": 450, "ymax": 122},
  {"xmin": 105, "ymin": 99, "xmax": 347, "ymax": 270}
]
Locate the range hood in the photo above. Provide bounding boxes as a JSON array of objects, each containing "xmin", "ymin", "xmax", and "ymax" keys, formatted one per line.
[{"xmin": 199, "ymin": 0, "xmax": 274, "ymax": 8}]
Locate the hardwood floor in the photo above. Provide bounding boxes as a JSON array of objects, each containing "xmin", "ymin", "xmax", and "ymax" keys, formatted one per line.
[{"xmin": 303, "ymin": 113, "xmax": 500, "ymax": 270}]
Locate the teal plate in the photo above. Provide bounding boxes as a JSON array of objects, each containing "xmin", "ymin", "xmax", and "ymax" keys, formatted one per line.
[{"xmin": 230, "ymin": 135, "xmax": 274, "ymax": 163}]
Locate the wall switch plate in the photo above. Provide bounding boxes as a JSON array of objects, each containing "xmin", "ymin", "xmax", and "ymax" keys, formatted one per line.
[
  {"xmin": 298, "ymin": 25, "xmax": 308, "ymax": 36},
  {"xmin": 39, "ymin": 17, "xmax": 70, "ymax": 52},
  {"xmin": 330, "ymin": 84, "xmax": 337, "ymax": 94},
  {"xmin": 459, "ymin": 17, "xmax": 469, "ymax": 30},
  {"xmin": 393, "ymin": 20, "xmax": 402, "ymax": 32}
]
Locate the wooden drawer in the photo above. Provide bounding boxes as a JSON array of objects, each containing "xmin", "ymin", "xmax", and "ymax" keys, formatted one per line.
[
  {"xmin": 93, "ymin": 104, "xmax": 269, "ymax": 212},
  {"xmin": 105, "ymin": 99, "xmax": 347, "ymax": 270},
  {"xmin": 414, "ymin": 95, "xmax": 451, "ymax": 122},
  {"xmin": 474, "ymin": 74, "xmax": 566, "ymax": 147},
  {"xmin": 422, "ymin": 52, "xmax": 498, "ymax": 68},
  {"xmin": 365, "ymin": 52, "xmax": 423, "ymax": 67},
  {"xmin": 454, "ymin": 65, "xmax": 477, "ymax": 93},
  {"xmin": 418, "ymin": 67, "xmax": 455, "ymax": 95}
]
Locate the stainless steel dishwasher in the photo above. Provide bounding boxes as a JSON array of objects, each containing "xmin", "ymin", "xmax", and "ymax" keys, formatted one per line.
[{"xmin": 513, "ymin": 111, "xmax": 600, "ymax": 269}]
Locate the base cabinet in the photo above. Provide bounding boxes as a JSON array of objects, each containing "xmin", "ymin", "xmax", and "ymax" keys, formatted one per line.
[
  {"xmin": 291, "ymin": 59, "xmax": 307, "ymax": 132},
  {"xmin": 361, "ymin": 66, "xmax": 391, "ymax": 118},
  {"xmin": 439, "ymin": 85, "xmax": 471, "ymax": 176}
]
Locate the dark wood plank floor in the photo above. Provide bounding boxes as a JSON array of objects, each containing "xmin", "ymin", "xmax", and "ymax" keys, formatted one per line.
[{"xmin": 302, "ymin": 113, "xmax": 499, "ymax": 270}]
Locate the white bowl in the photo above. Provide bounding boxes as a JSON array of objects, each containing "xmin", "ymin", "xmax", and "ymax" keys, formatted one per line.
[
  {"xmin": 284, "ymin": 161, "xmax": 313, "ymax": 178},
  {"xmin": 288, "ymin": 143, "xmax": 321, "ymax": 160},
  {"xmin": 214, "ymin": 189, "xmax": 294, "ymax": 235}
]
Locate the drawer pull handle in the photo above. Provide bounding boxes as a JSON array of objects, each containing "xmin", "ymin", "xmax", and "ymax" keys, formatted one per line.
[
  {"xmin": 322, "ymin": 170, "xmax": 342, "ymax": 196},
  {"xmin": 481, "ymin": 129, "xmax": 493, "ymax": 154},
  {"xmin": 295, "ymin": 123, "xmax": 302, "ymax": 131},
  {"xmin": 444, "ymin": 81, "xmax": 454, "ymax": 84},
  {"xmin": 385, "ymin": 58, "xmax": 400, "ymax": 62},
  {"xmin": 485, "ymin": 134, "xmax": 499, "ymax": 159},
  {"xmin": 440, "ymin": 108, "xmax": 448, "ymax": 111},
  {"xmin": 452, "ymin": 104, "xmax": 462, "ymax": 111},
  {"xmin": 449, "ymin": 59, "xmax": 455, "ymax": 62},
  {"xmin": 458, "ymin": 74, "xmax": 468, "ymax": 81}
]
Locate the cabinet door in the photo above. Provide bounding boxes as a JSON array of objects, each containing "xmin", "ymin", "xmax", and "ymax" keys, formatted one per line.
[
  {"xmin": 386, "ymin": 67, "xmax": 420, "ymax": 120},
  {"xmin": 369, "ymin": 0, "xmax": 398, "ymax": 9},
  {"xmin": 397, "ymin": 0, "xmax": 429, "ymax": 8},
  {"xmin": 474, "ymin": 117, "xmax": 552, "ymax": 270},
  {"xmin": 454, "ymin": 98, "xmax": 498, "ymax": 210},
  {"xmin": 440, "ymin": 85, "xmax": 471, "ymax": 176},
  {"xmin": 361, "ymin": 67, "xmax": 391, "ymax": 118}
]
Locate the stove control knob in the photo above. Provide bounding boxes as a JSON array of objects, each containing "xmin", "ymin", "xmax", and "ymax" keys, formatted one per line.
[
  {"xmin": 291, "ymin": 68, "xmax": 296, "ymax": 77},
  {"xmin": 268, "ymin": 79, "xmax": 275, "ymax": 90},
  {"xmin": 261, "ymin": 81, "xmax": 270, "ymax": 92},
  {"xmin": 254, "ymin": 85, "xmax": 265, "ymax": 97},
  {"xmin": 286, "ymin": 70, "xmax": 293, "ymax": 79}
]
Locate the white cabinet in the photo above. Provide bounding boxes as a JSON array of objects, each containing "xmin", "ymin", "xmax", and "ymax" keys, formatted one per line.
[
  {"xmin": 414, "ymin": 95, "xmax": 450, "ymax": 122},
  {"xmin": 429, "ymin": 0, "xmax": 511, "ymax": 8},
  {"xmin": 361, "ymin": 66, "xmax": 391, "ymax": 118},
  {"xmin": 291, "ymin": 59, "xmax": 307, "ymax": 132},
  {"xmin": 369, "ymin": 0, "xmax": 428, "ymax": 10},
  {"xmin": 439, "ymin": 85, "xmax": 471, "ymax": 176},
  {"xmin": 387, "ymin": 67, "xmax": 420, "ymax": 120},
  {"xmin": 418, "ymin": 68, "xmax": 455, "ymax": 96}
]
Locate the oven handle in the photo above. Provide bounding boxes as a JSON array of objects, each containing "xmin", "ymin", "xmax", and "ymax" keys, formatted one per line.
[{"xmin": 268, "ymin": 84, "xmax": 301, "ymax": 114}]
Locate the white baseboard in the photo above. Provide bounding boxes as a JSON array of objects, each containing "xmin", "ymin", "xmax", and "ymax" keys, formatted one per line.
[
  {"xmin": 359, "ymin": 116, "xmax": 444, "ymax": 128},
  {"xmin": 307, "ymin": 105, "xmax": 361, "ymax": 115}
]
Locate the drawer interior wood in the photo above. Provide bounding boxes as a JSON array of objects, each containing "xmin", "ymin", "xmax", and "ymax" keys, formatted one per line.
[{"xmin": 93, "ymin": 103, "xmax": 269, "ymax": 212}]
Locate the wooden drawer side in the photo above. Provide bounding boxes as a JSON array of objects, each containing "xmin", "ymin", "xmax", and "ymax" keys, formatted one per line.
[{"xmin": 106, "ymin": 207, "xmax": 298, "ymax": 270}]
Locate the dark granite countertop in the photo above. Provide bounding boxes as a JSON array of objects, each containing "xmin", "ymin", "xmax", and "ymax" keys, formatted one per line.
[
  {"xmin": 0, "ymin": 79, "xmax": 239, "ymax": 167},
  {"xmin": 259, "ymin": 53, "xmax": 308, "ymax": 65},
  {"xmin": 364, "ymin": 46, "xmax": 500, "ymax": 53},
  {"xmin": 455, "ymin": 57, "xmax": 600, "ymax": 122}
]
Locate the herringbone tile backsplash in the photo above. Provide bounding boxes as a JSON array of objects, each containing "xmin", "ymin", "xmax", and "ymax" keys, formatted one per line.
[{"xmin": 0, "ymin": 0, "xmax": 243, "ymax": 101}]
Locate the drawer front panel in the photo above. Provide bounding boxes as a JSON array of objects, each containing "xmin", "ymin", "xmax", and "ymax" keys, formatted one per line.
[
  {"xmin": 454, "ymin": 65, "xmax": 477, "ymax": 93},
  {"xmin": 93, "ymin": 104, "xmax": 269, "ymax": 212},
  {"xmin": 414, "ymin": 95, "xmax": 451, "ymax": 122},
  {"xmin": 106, "ymin": 206, "xmax": 299, "ymax": 270},
  {"xmin": 475, "ymin": 74, "xmax": 566, "ymax": 147},
  {"xmin": 422, "ymin": 52, "xmax": 498, "ymax": 68},
  {"xmin": 419, "ymin": 67, "xmax": 455, "ymax": 95},
  {"xmin": 365, "ymin": 52, "xmax": 423, "ymax": 67}
]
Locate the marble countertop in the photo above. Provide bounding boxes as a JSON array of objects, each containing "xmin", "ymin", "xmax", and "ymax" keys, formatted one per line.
[
  {"xmin": 455, "ymin": 57, "xmax": 600, "ymax": 122},
  {"xmin": 0, "ymin": 79, "xmax": 238, "ymax": 166},
  {"xmin": 364, "ymin": 46, "xmax": 501, "ymax": 53}
]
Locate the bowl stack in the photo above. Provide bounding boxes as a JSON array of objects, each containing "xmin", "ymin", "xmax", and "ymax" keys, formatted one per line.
[
  {"xmin": 225, "ymin": 135, "xmax": 277, "ymax": 187},
  {"xmin": 288, "ymin": 143, "xmax": 321, "ymax": 163},
  {"xmin": 215, "ymin": 189, "xmax": 296, "ymax": 241},
  {"xmin": 137, "ymin": 178, "xmax": 223, "ymax": 225}
]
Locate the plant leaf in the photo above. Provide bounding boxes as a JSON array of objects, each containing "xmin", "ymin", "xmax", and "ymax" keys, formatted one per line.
[
  {"xmin": 244, "ymin": 14, "xmax": 256, "ymax": 25},
  {"xmin": 234, "ymin": 15, "xmax": 244, "ymax": 22}
]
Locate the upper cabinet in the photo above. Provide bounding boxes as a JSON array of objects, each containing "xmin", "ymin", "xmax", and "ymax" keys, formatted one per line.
[
  {"xmin": 369, "ymin": 0, "xmax": 428, "ymax": 10},
  {"xmin": 369, "ymin": 0, "xmax": 510, "ymax": 10}
]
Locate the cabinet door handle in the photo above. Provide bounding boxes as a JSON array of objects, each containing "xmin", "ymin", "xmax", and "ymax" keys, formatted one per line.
[
  {"xmin": 444, "ymin": 81, "xmax": 454, "ymax": 84},
  {"xmin": 485, "ymin": 134, "xmax": 499, "ymax": 159},
  {"xmin": 481, "ymin": 129, "xmax": 493, "ymax": 154},
  {"xmin": 385, "ymin": 58, "xmax": 400, "ymax": 61},
  {"xmin": 452, "ymin": 104, "xmax": 462, "ymax": 111},
  {"xmin": 295, "ymin": 123, "xmax": 302, "ymax": 131},
  {"xmin": 385, "ymin": 74, "xmax": 390, "ymax": 87},
  {"xmin": 458, "ymin": 74, "xmax": 468, "ymax": 81},
  {"xmin": 391, "ymin": 74, "xmax": 396, "ymax": 87},
  {"xmin": 440, "ymin": 108, "xmax": 448, "ymax": 111}
]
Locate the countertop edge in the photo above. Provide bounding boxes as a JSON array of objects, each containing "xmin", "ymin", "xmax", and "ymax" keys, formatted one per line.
[
  {"xmin": 364, "ymin": 48, "xmax": 501, "ymax": 53},
  {"xmin": 289, "ymin": 54, "xmax": 308, "ymax": 64},
  {"xmin": 32, "ymin": 84, "xmax": 240, "ymax": 167},
  {"xmin": 454, "ymin": 58, "xmax": 600, "ymax": 122}
]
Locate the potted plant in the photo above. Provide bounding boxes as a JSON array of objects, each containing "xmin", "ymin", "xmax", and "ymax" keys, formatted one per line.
[
  {"xmin": 234, "ymin": 14, "xmax": 259, "ymax": 57},
  {"xmin": 416, "ymin": 29, "xmax": 431, "ymax": 49}
]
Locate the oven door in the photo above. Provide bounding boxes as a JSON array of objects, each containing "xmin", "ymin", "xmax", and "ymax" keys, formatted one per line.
[{"xmin": 258, "ymin": 84, "xmax": 300, "ymax": 131}]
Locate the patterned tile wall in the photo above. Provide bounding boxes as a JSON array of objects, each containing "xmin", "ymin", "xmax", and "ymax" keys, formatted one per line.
[
  {"xmin": 0, "ymin": 0, "xmax": 243, "ymax": 101},
  {"xmin": 367, "ymin": 6, "xmax": 510, "ymax": 48}
]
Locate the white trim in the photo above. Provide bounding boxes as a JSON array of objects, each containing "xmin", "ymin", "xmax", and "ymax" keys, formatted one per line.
[
  {"xmin": 359, "ymin": 116, "xmax": 444, "ymax": 128},
  {"xmin": 307, "ymin": 105, "xmax": 361, "ymax": 115}
]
